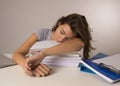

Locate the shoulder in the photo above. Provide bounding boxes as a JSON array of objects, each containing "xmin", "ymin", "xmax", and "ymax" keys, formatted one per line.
[
  {"xmin": 36, "ymin": 28, "xmax": 51, "ymax": 36},
  {"xmin": 35, "ymin": 28, "xmax": 52, "ymax": 41}
]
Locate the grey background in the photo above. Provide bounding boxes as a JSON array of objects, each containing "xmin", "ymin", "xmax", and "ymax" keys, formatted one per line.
[{"xmin": 0, "ymin": 0, "xmax": 120, "ymax": 57}]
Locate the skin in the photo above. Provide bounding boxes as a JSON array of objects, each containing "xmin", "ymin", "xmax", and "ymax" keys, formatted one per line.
[
  {"xmin": 51, "ymin": 24, "xmax": 75, "ymax": 42},
  {"xmin": 12, "ymin": 24, "xmax": 84, "ymax": 77}
]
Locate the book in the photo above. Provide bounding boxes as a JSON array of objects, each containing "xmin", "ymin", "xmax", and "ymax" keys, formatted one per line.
[
  {"xmin": 30, "ymin": 40, "xmax": 60, "ymax": 52},
  {"xmin": 29, "ymin": 40, "xmax": 81, "ymax": 67},
  {"xmin": 80, "ymin": 53, "xmax": 108, "ymax": 74},
  {"xmin": 41, "ymin": 54, "xmax": 81, "ymax": 67},
  {"xmin": 93, "ymin": 54, "xmax": 120, "ymax": 71},
  {"xmin": 30, "ymin": 40, "xmax": 80, "ymax": 55},
  {"xmin": 81, "ymin": 54, "xmax": 120, "ymax": 83}
]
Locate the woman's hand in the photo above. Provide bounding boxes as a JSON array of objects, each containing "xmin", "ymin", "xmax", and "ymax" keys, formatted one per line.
[
  {"xmin": 23, "ymin": 66, "xmax": 33, "ymax": 76},
  {"xmin": 25, "ymin": 51, "xmax": 45, "ymax": 70},
  {"xmin": 32, "ymin": 64, "xmax": 52, "ymax": 77},
  {"xmin": 23, "ymin": 63, "xmax": 51, "ymax": 77}
]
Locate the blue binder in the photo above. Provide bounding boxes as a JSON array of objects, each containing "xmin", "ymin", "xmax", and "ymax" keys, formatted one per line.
[
  {"xmin": 81, "ymin": 59, "xmax": 120, "ymax": 83},
  {"xmin": 80, "ymin": 53, "xmax": 108, "ymax": 74},
  {"xmin": 80, "ymin": 64, "xmax": 95, "ymax": 74}
]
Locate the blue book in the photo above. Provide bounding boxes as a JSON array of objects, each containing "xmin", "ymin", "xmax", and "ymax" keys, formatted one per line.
[
  {"xmin": 81, "ymin": 59, "xmax": 120, "ymax": 83},
  {"xmin": 80, "ymin": 53, "xmax": 108, "ymax": 74}
]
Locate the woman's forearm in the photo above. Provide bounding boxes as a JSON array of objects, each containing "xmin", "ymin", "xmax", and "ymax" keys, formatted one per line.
[
  {"xmin": 12, "ymin": 52, "xmax": 27, "ymax": 67},
  {"xmin": 12, "ymin": 33, "xmax": 37, "ymax": 67},
  {"xmin": 42, "ymin": 38, "xmax": 84, "ymax": 56}
]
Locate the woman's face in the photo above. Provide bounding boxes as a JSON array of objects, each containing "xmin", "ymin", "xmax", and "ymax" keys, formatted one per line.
[{"xmin": 52, "ymin": 24, "xmax": 75, "ymax": 42}]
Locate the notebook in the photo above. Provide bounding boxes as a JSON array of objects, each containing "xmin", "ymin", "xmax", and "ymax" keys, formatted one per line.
[
  {"xmin": 93, "ymin": 54, "xmax": 120, "ymax": 71},
  {"xmin": 86, "ymin": 53, "xmax": 120, "ymax": 83},
  {"xmin": 80, "ymin": 53, "xmax": 108, "ymax": 74},
  {"xmin": 81, "ymin": 59, "xmax": 120, "ymax": 83},
  {"xmin": 0, "ymin": 53, "xmax": 16, "ymax": 68}
]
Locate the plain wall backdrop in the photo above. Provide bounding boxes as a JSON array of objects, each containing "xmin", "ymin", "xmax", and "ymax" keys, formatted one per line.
[{"xmin": 0, "ymin": 0, "xmax": 120, "ymax": 57}]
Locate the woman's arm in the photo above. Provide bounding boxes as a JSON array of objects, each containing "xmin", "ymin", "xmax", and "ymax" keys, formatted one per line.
[
  {"xmin": 42, "ymin": 38, "xmax": 84, "ymax": 56},
  {"xmin": 26, "ymin": 38, "xmax": 84, "ymax": 69},
  {"xmin": 12, "ymin": 33, "xmax": 52, "ymax": 77},
  {"xmin": 12, "ymin": 33, "xmax": 37, "ymax": 67}
]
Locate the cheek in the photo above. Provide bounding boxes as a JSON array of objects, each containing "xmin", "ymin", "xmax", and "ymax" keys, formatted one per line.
[
  {"xmin": 55, "ymin": 30, "xmax": 61, "ymax": 36},
  {"xmin": 54, "ymin": 31, "xmax": 60, "ymax": 39}
]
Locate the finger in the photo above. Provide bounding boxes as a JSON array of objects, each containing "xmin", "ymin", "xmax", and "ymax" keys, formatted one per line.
[
  {"xmin": 41, "ymin": 64, "xmax": 52, "ymax": 72},
  {"xmin": 38, "ymin": 65, "xmax": 49, "ymax": 75},
  {"xmin": 35, "ymin": 68, "xmax": 45, "ymax": 77},
  {"xmin": 23, "ymin": 67, "xmax": 33, "ymax": 76},
  {"xmin": 32, "ymin": 70, "xmax": 41, "ymax": 77},
  {"xmin": 25, "ymin": 59, "xmax": 32, "ymax": 70},
  {"xmin": 25, "ymin": 70, "xmax": 33, "ymax": 76}
]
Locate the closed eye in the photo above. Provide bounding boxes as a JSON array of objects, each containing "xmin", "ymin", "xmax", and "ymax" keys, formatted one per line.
[{"xmin": 60, "ymin": 29, "xmax": 65, "ymax": 35}]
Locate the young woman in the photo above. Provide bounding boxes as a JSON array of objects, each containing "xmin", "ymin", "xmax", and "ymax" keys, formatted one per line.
[{"xmin": 12, "ymin": 13, "xmax": 93, "ymax": 77}]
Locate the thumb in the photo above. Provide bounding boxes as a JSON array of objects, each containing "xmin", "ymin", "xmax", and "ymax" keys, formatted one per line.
[{"xmin": 25, "ymin": 58, "xmax": 32, "ymax": 70}]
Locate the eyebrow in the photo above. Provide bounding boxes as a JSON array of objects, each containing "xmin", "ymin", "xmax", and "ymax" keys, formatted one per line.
[{"xmin": 62, "ymin": 28, "xmax": 73, "ymax": 39}]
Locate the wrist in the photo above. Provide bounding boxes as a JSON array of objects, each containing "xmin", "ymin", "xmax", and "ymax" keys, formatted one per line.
[
  {"xmin": 34, "ymin": 50, "xmax": 46, "ymax": 61},
  {"xmin": 40, "ymin": 50, "xmax": 47, "ymax": 57}
]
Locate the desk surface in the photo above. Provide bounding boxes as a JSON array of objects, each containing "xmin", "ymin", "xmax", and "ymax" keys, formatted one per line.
[{"xmin": 0, "ymin": 54, "xmax": 120, "ymax": 86}]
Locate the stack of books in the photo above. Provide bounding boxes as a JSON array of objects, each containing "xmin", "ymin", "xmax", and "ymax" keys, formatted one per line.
[
  {"xmin": 29, "ymin": 40, "xmax": 81, "ymax": 67},
  {"xmin": 41, "ymin": 54, "xmax": 81, "ymax": 67}
]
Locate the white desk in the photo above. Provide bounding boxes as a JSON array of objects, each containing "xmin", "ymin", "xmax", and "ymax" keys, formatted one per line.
[{"xmin": 0, "ymin": 54, "xmax": 120, "ymax": 86}]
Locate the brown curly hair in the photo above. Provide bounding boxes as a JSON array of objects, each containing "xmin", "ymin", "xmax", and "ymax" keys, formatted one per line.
[{"xmin": 52, "ymin": 13, "xmax": 94, "ymax": 59}]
